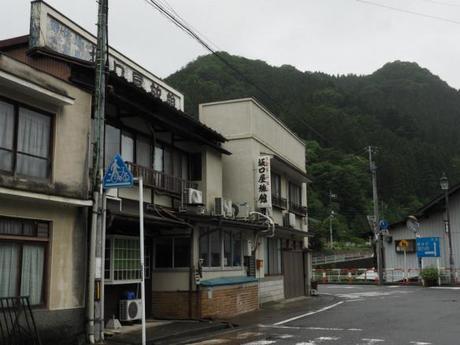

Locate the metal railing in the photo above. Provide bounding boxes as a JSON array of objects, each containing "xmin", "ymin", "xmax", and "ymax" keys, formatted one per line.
[
  {"xmin": 272, "ymin": 195, "xmax": 287, "ymax": 209},
  {"xmin": 312, "ymin": 252, "xmax": 374, "ymax": 266},
  {"xmin": 313, "ymin": 268, "xmax": 460, "ymax": 285},
  {"xmin": 288, "ymin": 201, "xmax": 307, "ymax": 215},
  {"xmin": 0, "ymin": 296, "xmax": 41, "ymax": 345},
  {"xmin": 126, "ymin": 162, "xmax": 197, "ymax": 195}
]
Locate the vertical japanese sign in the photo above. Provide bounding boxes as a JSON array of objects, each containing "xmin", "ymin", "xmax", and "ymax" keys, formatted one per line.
[{"xmin": 256, "ymin": 156, "xmax": 272, "ymax": 209}]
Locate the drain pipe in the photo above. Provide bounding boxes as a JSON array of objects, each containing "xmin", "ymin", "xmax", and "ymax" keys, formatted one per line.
[{"xmin": 87, "ymin": 191, "xmax": 99, "ymax": 344}]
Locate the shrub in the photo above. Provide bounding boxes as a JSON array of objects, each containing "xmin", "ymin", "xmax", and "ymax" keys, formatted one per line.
[{"xmin": 420, "ymin": 267, "xmax": 439, "ymax": 286}]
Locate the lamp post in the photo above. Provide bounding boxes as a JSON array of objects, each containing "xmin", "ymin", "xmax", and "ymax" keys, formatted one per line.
[{"xmin": 440, "ymin": 173, "xmax": 455, "ymax": 284}]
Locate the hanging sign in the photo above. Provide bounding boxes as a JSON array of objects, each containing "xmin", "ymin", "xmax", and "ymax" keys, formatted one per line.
[
  {"xmin": 256, "ymin": 156, "xmax": 272, "ymax": 209},
  {"xmin": 29, "ymin": 1, "xmax": 183, "ymax": 110}
]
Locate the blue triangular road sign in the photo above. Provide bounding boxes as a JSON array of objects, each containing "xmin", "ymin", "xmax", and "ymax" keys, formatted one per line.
[{"xmin": 103, "ymin": 154, "xmax": 134, "ymax": 189}]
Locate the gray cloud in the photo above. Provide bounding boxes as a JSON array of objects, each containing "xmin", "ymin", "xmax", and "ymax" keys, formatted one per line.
[{"xmin": 2, "ymin": 0, "xmax": 460, "ymax": 88}]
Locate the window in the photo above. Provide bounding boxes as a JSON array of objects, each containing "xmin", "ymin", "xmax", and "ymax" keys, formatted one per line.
[
  {"xmin": 136, "ymin": 137, "xmax": 151, "ymax": 167},
  {"xmin": 224, "ymin": 230, "xmax": 242, "ymax": 267},
  {"xmin": 0, "ymin": 99, "xmax": 52, "ymax": 179},
  {"xmin": 105, "ymin": 125, "xmax": 120, "ymax": 167},
  {"xmin": 200, "ymin": 228, "xmax": 242, "ymax": 268},
  {"xmin": 190, "ymin": 153, "xmax": 202, "ymax": 181},
  {"xmin": 264, "ymin": 238, "xmax": 282, "ymax": 275},
  {"xmin": 121, "ymin": 131, "xmax": 134, "ymax": 163},
  {"xmin": 272, "ymin": 173, "xmax": 281, "ymax": 197},
  {"xmin": 153, "ymin": 237, "xmax": 191, "ymax": 269},
  {"xmin": 0, "ymin": 217, "xmax": 49, "ymax": 306},
  {"xmin": 289, "ymin": 183, "xmax": 301, "ymax": 205},
  {"xmin": 153, "ymin": 145, "xmax": 164, "ymax": 172},
  {"xmin": 104, "ymin": 236, "xmax": 151, "ymax": 282}
]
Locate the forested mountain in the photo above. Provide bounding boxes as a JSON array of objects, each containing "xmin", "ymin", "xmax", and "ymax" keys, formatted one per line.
[{"xmin": 166, "ymin": 53, "xmax": 460, "ymax": 248}]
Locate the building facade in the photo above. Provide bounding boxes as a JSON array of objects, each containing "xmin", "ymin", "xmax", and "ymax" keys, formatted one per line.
[
  {"xmin": 200, "ymin": 98, "xmax": 311, "ymax": 303},
  {"xmin": 0, "ymin": 41, "xmax": 92, "ymax": 342},
  {"xmin": 383, "ymin": 185, "xmax": 460, "ymax": 283}
]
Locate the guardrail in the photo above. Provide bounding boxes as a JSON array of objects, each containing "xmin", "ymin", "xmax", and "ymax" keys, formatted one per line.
[
  {"xmin": 313, "ymin": 268, "xmax": 460, "ymax": 285},
  {"xmin": 312, "ymin": 252, "xmax": 374, "ymax": 266}
]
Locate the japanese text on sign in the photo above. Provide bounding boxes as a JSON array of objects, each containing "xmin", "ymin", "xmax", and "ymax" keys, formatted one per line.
[{"xmin": 256, "ymin": 156, "xmax": 272, "ymax": 209}]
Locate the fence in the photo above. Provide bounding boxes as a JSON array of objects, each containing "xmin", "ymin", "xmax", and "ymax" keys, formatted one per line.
[
  {"xmin": 312, "ymin": 252, "xmax": 374, "ymax": 266},
  {"xmin": 313, "ymin": 268, "xmax": 460, "ymax": 285},
  {"xmin": 0, "ymin": 297, "xmax": 41, "ymax": 345}
]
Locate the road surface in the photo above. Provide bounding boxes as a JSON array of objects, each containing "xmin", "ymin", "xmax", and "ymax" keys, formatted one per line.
[{"xmin": 186, "ymin": 284, "xmax": 460, "ymax": 345}]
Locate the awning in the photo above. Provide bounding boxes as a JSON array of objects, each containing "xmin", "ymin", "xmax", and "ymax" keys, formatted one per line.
[
  {"xmin": 275, "ymin": 225, "xmax": 314, "ymax": 239},
  {"xmin": 0, "ymin": 65, "xmax": 75, "ymax": 105}
]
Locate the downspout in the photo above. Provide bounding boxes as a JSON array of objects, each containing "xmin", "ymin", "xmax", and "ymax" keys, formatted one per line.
[
  {"xmin": 87, "ymin": 191, "xmax": 99, "ymax": 344},
  {"xmin": 189, "ymin": 226, "xmax": 194, "ymax": 319}
]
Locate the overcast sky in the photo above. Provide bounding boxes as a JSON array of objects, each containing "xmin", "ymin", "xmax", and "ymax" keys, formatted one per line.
[{"xmin": 2, "ymin": 0, "xmax": 460, "ymax": 88}]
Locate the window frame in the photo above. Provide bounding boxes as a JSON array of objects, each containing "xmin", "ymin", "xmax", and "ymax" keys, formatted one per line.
[
  {"xmin": 199, "ymin": 228, "xmax": 244, "ymax": 271},
  {"xmin": 104, "ymin": 121, "xmax": 193, "ymax": 181},
  {"xmin": 152, "ymin": 236, "xmax": 192, "ymax": 270},
  {"xmin": 104, "ymin": 235, "xmax": 151, "ymax": 284},
  {"xmin": 0, "ymin": 215, "xmax": 50, "ymax": 308},
  {"xmin": 0, "ymin": 96, "xmax": 54, "ymax": 181}
]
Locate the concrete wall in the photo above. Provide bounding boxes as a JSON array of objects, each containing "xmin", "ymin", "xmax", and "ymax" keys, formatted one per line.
[
  {"xmin": 0, "ymin": 196, "xmax": 87, "ymax": 310},
  {"xmin": 259, "ymin": 276, "xmax": 284, "ymax": 304}
]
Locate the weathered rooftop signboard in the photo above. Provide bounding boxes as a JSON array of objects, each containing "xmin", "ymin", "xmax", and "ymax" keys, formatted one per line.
[{"xmin": 29, "ymin": 1, "xmax": 184, "ymax": 111}]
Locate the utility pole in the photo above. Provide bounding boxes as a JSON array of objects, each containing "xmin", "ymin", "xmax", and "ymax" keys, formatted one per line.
[
  {"xmin": 328, "ymin": 191, "xmax": 336, "ymax": 249},
  {"xmin": 88, "ymin": 0, "xmax": 108, "ymax": 343},
  {"xmin": 368, "ymin": 146, "xmax": 384, "ymax": 285},
  {"xmin": 329, "ymin": 210, "xmax": 335, "ymax": 249}
]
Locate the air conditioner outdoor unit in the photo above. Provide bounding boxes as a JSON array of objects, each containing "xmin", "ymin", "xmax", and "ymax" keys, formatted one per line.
[
  {"xmin": 119, "ymin": 299, "xmax": 142, "ymax": 322},
  {"xmin": 184, "ymin": 188, "xmax": 203, "ymax": 205},
  {"xmin": 283, "ymin": 212, "xmax": 296, "ymax": 228},
  {"xmin": 235, "ymin": 202, "xmax": 250, "ymax": 219},
  {"xmin": 215, "ymin": 197, "xmax": 233, "ymax": 217}
]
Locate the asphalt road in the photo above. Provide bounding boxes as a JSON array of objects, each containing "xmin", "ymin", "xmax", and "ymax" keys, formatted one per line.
[{"xmin": 186, "ymin": 284, "xmax": 460, "ymax": 345}]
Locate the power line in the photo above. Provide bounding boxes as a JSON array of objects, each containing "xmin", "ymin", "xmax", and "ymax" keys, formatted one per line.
[
  {"xmin": 419, "ymin": 0, "xmax": 460, "ymax": 7},
  {"xmin": 143, "ymin": 0, "xmax": 332, "ymax": 145},
  {"xmin": 356, "ymin": 0, "xmax": 460, "ymax": 25}
]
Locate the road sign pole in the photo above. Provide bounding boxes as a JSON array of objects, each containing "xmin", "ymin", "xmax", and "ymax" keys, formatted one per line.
[
  {"xmin": 403, "ymin": 249, "xmax": 407, "ymax": 283},
  {"xmin": 137, "ymin": 177, "xmax": 146, "ymax": 345},
  {"xmin": 437, "ymin": 258, "xmax": 441, "ymax": 286}
]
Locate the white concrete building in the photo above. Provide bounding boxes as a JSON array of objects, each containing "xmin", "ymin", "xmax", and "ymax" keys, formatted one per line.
[{"xmin": 200, "ymin": 98, "xmax": 311, "ymax": 302}]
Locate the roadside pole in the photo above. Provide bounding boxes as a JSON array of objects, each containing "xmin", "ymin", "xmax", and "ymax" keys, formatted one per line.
[
  {"xmin": 89, "ymin": 0, "xmax": 108, "ymax": 342},
  {"xmin": 137, "ymin": 177, "xmax": 146, "ymax": 345},
  {"xmin": 403, "ymin": 248, "xmax": 407, "ymax": 283},
  {"xmin": 368, "ymin": 146, "xmax": 383, "ymax": 285}
]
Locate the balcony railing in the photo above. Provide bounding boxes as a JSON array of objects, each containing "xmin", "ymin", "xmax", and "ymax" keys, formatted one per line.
[
  {"xmin": 272, "ymin": 195, "xmax": 287, "ymax": 209},
  {"xmin": 289, "ymin": 200, "xmax": 307, "ymax": 216},
  {"xmin": 126, "ymin": 162, "xmax": 197, "ymax": 195}
]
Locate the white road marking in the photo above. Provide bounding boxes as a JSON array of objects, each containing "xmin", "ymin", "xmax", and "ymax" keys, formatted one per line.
[
  {"xmin": 410, "ymin": 342, "xmax": 432, "ymax": 345},
  {"xmin": 430, "ymin": 286, "xmax": 460, "ymax": 290},
  {"xmin": 359, "ymin": 338, "xmax": 385, "ymax": 344},
  {"xmin": 236, "ymin": 332, "xmax": 264, "ymax": 340},
  {"xmin": 276, "ymin": 334, "xmax": 294, "ymax": 339},
  {"xmin": 273, "ymin": 301, "xmax": 344, "ymax": 325},
  {"xmin": 187, "ymin": 339, "xmax": 230, "ymax": 345},
  {"xmin": 317, "ymin": 336, "xmax": 340, "ymax": 340},
  {"xmin": 241, "ymin": 340, "xmax": 275, "ymax": 345},
  {"xmin": 260, "ymin": 324, "xmax": 362, "ymax": 331}
]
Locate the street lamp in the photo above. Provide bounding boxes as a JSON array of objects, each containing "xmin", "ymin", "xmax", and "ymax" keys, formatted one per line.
[{"xmin": 440, "ymin": 173, "xmax": 455, "ymax": 284}]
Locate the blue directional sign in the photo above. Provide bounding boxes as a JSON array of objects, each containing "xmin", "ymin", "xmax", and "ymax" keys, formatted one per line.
[
  {"xmin": 416, "ymin": 237, "xmax": 440, "ymax": 258},
  {"xmin": 379, "ymin": 219, "xmax": 389, "ymax": 231},
  {"xmin": 103, "ymin": 154, "xmax": 134, "ymax": 189}
]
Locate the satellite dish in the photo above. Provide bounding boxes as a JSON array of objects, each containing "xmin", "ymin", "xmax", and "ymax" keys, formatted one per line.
[{"xmin": 406, "ymin": 215, "xmax": 419, "ymax": 234}]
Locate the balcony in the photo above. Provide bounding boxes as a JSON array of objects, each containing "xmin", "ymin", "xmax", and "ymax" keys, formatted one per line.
[
  {"xmin": 272, "ymin": 194, "xmax": 287, "ymax": 209},
  {"xmin": 288, "ymin": 200, "xmax": 307, "ymax": 216},
  {"xmin": 126, "ymin": 162, "xmax": 197, "ymax": 196}
]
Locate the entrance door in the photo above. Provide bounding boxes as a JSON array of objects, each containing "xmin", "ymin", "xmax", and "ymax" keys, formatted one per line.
[{"xmin": 283, "ymin": 250, "xmax": 305, "ymax": 299}]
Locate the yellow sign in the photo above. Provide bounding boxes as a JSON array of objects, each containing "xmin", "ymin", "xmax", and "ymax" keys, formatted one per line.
[{"xmin": 399, "ymin": 240, "xmax": 409, "ymax": 249}]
